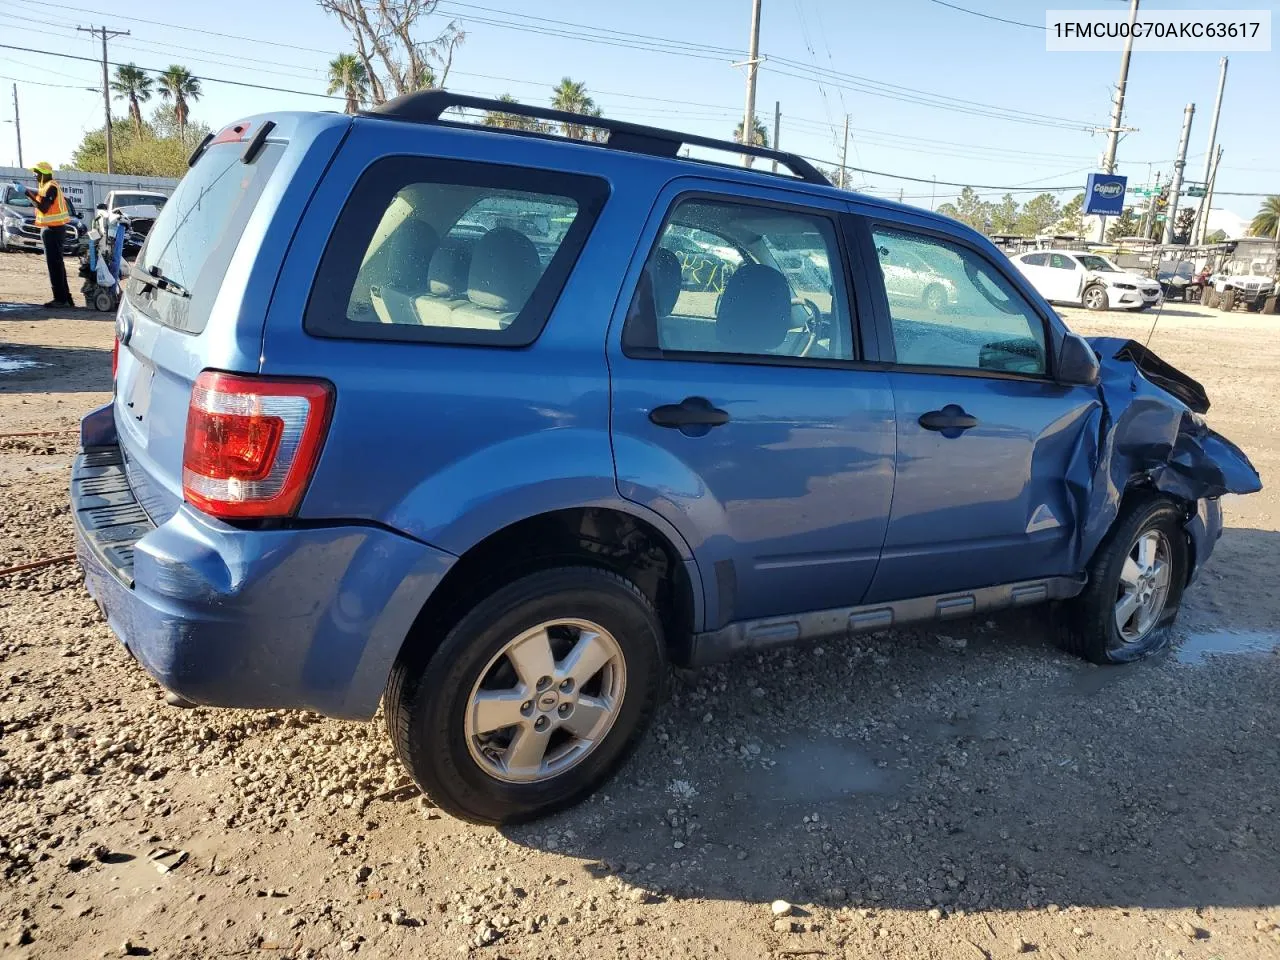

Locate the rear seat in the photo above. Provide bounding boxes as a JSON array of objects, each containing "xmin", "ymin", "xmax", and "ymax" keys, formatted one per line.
[
  {"xmin": 415, "ymin": 236, "xmax": 474, "ymax": 327},
  {"xmin": 415, "ymin": 227, "xmax": 543, "ymax": 330}
]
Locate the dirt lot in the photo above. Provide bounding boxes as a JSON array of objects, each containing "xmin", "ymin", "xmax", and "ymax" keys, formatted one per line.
[{"xmin": 2, "ymin": 249, "xmax": 1279, "ymax": 960}]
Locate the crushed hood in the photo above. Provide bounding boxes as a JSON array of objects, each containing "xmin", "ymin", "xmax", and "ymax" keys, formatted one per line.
[{"xmin": 1070, "ymin": 337, "xmax": 1262, "ymax": 567}]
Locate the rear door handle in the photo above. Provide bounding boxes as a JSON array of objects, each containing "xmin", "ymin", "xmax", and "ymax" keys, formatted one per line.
[
  {"xmin": 649, "ymin": 396, "xmax": 730, "ymax": 429},
  {"xmin": 918, "ymin": 404, "xmax": 979, "ymax": 434}
]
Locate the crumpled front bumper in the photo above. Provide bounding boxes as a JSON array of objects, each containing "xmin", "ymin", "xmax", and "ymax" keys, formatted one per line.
[{"xmin": 1073, "ymin": 338, "xmax": 1260, "ymax": 576}]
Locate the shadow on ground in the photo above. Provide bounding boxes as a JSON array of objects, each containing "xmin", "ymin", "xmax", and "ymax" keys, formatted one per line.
[{"xmin": 503, "ymin": 527, "xmax": 1280, "ymax": 913}]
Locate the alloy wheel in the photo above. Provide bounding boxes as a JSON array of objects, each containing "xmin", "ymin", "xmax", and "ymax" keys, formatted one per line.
[
  {"xmin": 464, "ymin": 618, "xmax": 627, "ymax": 783},
  {"xmin": 1114, "ymin": 530, "xmax": 1172, "ymax": 645}
]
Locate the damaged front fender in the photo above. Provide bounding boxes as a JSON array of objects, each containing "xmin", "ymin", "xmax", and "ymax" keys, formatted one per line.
[{"xmin": 1071, "ymin": 337, "xmax": 1262, "ymax": 573}]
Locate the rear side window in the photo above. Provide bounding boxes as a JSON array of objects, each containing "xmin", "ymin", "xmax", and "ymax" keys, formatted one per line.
[
  {"xmin": 129, "ymin": 141, "xmax": 285, "ymax": 334},
  {"xmin": 305, "ymin": 157, "xmax": 608, "ymax": 346}
]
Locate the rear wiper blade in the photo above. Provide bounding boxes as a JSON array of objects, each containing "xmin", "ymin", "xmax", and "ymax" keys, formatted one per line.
[{"xmin": 138, "ymin": 265, "xmax": 191, "ymax": 299}]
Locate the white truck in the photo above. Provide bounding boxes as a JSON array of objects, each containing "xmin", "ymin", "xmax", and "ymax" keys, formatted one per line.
[
  {"xmin": 1204, "ymin": 259, "xmax": 1277, "ymax": 313},
  {"xmin": 94, "ymin": 189, "xmax": 169, "ymax": 258}
]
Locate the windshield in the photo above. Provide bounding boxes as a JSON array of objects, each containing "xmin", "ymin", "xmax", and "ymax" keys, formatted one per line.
[
  {"xmin": 5, "ymin": 191, "xmax": 32, "ymax": 208},
  {"xmin": 113, "ymin": 193, "xmax": 167, "ymax": 210},
  {"xmin": 1252, "ymin": 263, "xmax": 1269, "ymax": 276},
  {"xmin": 1076, "ymin": 255, "xmax": 1119, "ymax": 272}
]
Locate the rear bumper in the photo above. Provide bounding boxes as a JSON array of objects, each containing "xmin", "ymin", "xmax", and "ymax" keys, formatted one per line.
[{"xmin": 72, "ymin": 413, "xmax": 455, "ymax": 720}]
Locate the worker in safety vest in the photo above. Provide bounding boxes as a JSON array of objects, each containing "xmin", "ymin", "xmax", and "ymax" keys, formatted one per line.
[{"xmin": 22, "ymin": 162, "xmax": 75, "ymax": 308}]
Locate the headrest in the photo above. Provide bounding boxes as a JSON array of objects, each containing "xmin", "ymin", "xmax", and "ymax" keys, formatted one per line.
[
  {"xmin": 468, "ymin": 227, "xmax": 542, "ymax": 312},
  {"xmin": 716, "ymin": 264, "xmax": 792, "ymax": 355},
  {"xmin": 384, "ymin": 219, "xmax": 438, "ymax": 294},
  {"xmin": 651, "ymin": 248, "xmax": 682, "ymax": 318},
  {"xmin": 428, "ymin": 237, "xmax": 473, "ymax": 298}
]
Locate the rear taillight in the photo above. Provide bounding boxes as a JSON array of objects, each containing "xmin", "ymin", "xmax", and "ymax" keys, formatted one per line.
[
  {"xmin": 182, "ymin": 371, "xmax": 333, "ymax": 520},
  {"xmin": 111, "ymin": 334, "xmax": 119, "ymax": 380}
]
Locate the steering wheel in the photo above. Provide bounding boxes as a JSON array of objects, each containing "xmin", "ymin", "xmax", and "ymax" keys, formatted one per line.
[{"xmin": 790, "ymin": 297, "xmax": 825, "ymax": 357}]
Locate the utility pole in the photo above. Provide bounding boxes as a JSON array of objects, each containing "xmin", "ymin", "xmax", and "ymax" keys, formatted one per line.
[
  {"xmin": 839, "ymin": 114, "xmax": 849, "ymax": 189},
  {"xmin": 1197, "ymin": 145, "xmax": 1223, "ymax": 244},
  {"xmin": 739, "ymin": 0, "xmax": 763, "ymax": 167},
  {"xmin": 771, "ymin": 100, "xmax": 780, "ymax": 173},
  {"xmin": 1096, "ymin": 0, "xmax": 1141, "ymax": 241},
  {"xmin": 1138, "ymin": 170, "xmax": 1160, "ymax": 239},
  {"xmin": 930, "ymin": 175, "xmax": 937, "ymax": 211},
  {"xmin": 78, "ymin": 24, "xmax": 130, "ymax": 175},
  {"xmin": 1162, "ymin": 103, "xmax": 1195, "ymax": 244},
  {"xmin": 11, "ymin": 84, "xmax": 21, "ymax": 169},
  {"xmin": 1193, "ymin": 57, "xmax": 1228, "ymax": 244}
]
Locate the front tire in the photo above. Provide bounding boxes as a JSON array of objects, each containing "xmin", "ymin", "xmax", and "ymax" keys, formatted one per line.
[
  {"xmin": 386, "ymin": 567, "xmax": 666, "ymax": 824},
  {"xmin": 1219, "ymin": 288, "xmax": 1236, "ymax": 312},
  {"xmin": 1057, "ymin": 497, "xmax": 1188, "ymax": 664},
  {"xmin": 1083, "ymin": 283, "xmax": 1108, "ymax": 311}
]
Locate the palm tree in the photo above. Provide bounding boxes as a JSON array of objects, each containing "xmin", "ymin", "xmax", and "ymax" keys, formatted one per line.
[
  {"xmin": 482, "ymin": 93, "xmax": 547, "ymax": 133},
  {"xmin": 733, "ymin": 115, "xmax": 769, "ymax": 149},
  {"xmin": 327, "ymin": 54, "xmax": 369, "ymax": 115},
  {"xmin": 1249, "ymin": 196, "xmax": 1280, "ymax": 239},
  {"xmin": 111, "ymin": 63, "xmax": 153, "ymax": 139},
  {"xmin": 551, "ymin": 78, "xmax": 597, "ymax": 140},
  {"xmin": 157, "ymin": 65, "xmax": 202, "ymax": 145}
]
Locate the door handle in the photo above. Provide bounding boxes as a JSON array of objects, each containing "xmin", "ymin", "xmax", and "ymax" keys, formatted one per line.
[
  {"xmin": 649, "ymin": 396, "xmax": 730, "ymax": 429},
  {"xmin": 918, "ymin": 404, "xmax": 979, "ymax": 433}
]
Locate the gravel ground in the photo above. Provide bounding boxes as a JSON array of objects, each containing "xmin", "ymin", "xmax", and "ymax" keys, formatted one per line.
[{"xmin": 2, "ymin": 250, "xmax": 1279, "ymax": 960}]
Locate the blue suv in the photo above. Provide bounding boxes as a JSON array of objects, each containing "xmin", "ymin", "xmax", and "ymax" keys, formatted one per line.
[{"xmin": 71, "ymin": 93, "xmax": 1259, "ymax": 824}]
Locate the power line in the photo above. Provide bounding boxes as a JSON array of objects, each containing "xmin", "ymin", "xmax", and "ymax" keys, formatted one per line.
[
  {"xmin": 921, "ymin": 0, "xmax": 1045, "ymax": 30},
  {"xmin": 0, "ymin": 42, "xmax": 346, "ymax": 102}
]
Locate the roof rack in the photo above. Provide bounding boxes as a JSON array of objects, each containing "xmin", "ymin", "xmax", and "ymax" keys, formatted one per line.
[{"xmin": 364, "ymin": 90, "xmax": 830, "ymax": 186}]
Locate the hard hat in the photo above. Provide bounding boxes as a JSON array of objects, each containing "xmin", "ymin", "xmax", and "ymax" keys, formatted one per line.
[{"xmin": 31, "ymin": 161, "xmax": 53, "ymax": 176}]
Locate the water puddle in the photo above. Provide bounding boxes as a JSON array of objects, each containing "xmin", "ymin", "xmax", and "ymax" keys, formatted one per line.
[
  {"xmin": 726, "ymin": 737, "xmax": 897, "ymax": 804},
  {"xmin": 1175, "ymin": 630, "xmax": 1280, "ymax": 665},
  {"xmin": 0, "ymin": 355, "xmax": 42, "ymax": 372}
]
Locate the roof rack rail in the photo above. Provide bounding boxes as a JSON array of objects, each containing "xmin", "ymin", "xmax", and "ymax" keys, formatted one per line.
[{"xmin": 364, "ymin": 90, "xmax": 831, "ymax": 186}]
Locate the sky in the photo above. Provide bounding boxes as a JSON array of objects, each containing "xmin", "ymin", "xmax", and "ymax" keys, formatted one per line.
[{"xmin": 0, "ymin": 0, "xmax": 1276, "ymax": 221}]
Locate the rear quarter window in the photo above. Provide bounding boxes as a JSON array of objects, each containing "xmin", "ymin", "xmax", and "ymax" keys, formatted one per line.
[
  {"xmin": 127, "ymin": 141, "xmax": 285, "ymax": 334},
  {"xmin": 304, "ymin": 157, "xmax": 609, "ymax": 346}
]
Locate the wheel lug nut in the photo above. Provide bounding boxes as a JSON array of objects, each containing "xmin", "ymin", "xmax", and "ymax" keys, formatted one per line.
[
  {"xmin": 536, "ymin": 676, "xmax": 552, "ymax": 691},
  {"xmin": 558, "ymin": 703, "xmax": 572, "ymax": 717},
  {"xmin": 521, "ymin": 701, "xmax": 533, "ymax": 714},
  {"xmin": 559, "ymin": 679, "xmax": 574, "ymax": 693},
  {"xmin": 534, "ymin": 716, "xmax": 549, "ymax": 731}
]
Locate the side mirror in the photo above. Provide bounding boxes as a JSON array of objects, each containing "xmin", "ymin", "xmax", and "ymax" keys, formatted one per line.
[
  {"xmin": 96, "ymin": 203, "xmax": 107, "ymax": 211},
  {"xmin": 1057, "ymin": 332, "xmax": 1100, "ymax": 386}
]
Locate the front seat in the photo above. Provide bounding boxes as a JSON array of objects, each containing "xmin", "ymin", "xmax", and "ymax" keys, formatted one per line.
[{"xmin": 715, "ymin": 263, "xmax": 793, "ymax": 355}]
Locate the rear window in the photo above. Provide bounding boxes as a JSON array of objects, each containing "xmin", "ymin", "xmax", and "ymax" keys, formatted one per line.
[
  {"xmin": 127, "ymin": 141, "xmax": 284, "ymax": 333},
  {"xmin": 304, "ymin": 157, "xmax": 609, "ymax": 346}
]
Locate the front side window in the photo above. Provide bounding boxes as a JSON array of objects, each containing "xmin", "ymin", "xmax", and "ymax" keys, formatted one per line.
[
  {"xmin": 1076, "ymin": 254, "xmax": 1118, "ymax": 272},
  {"xmin": 623, "ymin": 198, "xmax": 853, "ymax": 361},
  {"xmin": 305, "ymin": 158, "xmax": 608, "ymax": 346},
  {"xmin": 1049, "ymin": 253, "xmax": 1077, "ymax": 270},
  {"xmin": 872, "ymin": 228, "xmax": 1047, "ymax": 376}
]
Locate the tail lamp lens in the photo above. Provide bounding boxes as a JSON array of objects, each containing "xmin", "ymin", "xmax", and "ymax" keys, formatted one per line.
[{"xmin": 182, "ymin": 371, "xmax": 333, "ymax": 519}]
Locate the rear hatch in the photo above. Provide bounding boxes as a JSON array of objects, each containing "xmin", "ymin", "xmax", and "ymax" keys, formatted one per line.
[{"xmin": 111, "ymin": 114, "xmax": 349, "ymax": 523}]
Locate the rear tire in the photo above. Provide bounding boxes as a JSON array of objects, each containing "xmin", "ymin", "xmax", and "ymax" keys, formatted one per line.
[
  {"xmin": 386, "ymin": 566, "xmax": 666, "ymax": 824},
  {"xmin": 1057, "ymin": 496, "xmax": 1187, "ymax": 664},
  {"xmin": 1083, "ymin": 284, "xmax": 1108, "ymax": 311}
]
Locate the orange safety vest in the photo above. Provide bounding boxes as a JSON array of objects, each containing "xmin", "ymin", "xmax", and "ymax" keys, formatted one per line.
[{"xmin": 34, "ymin": 180, "xmax": 71, "ymax": 228}]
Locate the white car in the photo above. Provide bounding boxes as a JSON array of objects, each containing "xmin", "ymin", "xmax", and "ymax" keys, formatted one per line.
[{"xmin": 1011, "ymin": 250, "xmax": 1162, "ymax": 311}]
